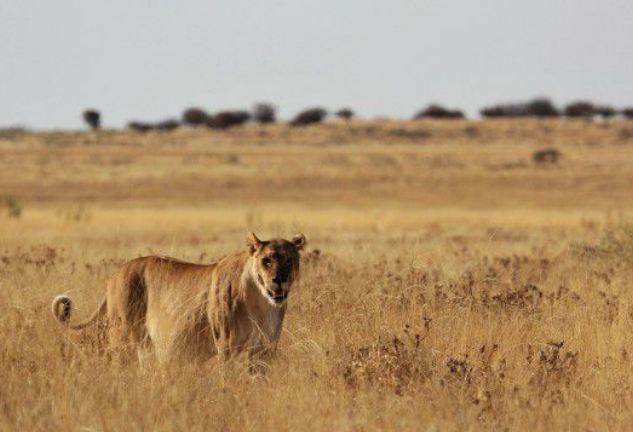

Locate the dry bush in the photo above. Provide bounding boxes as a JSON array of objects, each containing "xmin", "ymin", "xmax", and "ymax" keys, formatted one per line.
[
  {"xmin": 532, "ymin": 148, "xmax": 561, "ymax": 164},
  {"xmin": 574, "ymin": 223, "xmax": 633, "ymax": 264},
  {"xmin": 384, "ymin": 124, "xmax": 430, "ymax": 141},
  {"xmin": 622, "ymin": 108, "xmax": 633, "ymax": 119},
  {"xmin": 1, "ymin": 195, "xmax": 22, "ymax": 218},
  {"xmin": 341, "ymin": 323, "xmax": 432, "ymax": 395}
]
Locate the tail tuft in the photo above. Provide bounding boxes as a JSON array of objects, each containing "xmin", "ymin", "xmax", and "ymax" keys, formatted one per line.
[{"xmin": 52, "ymin": 295, "xmax": 72, "ymax": 323}]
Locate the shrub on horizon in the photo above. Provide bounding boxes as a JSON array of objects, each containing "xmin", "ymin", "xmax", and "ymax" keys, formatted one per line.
[
  {"xmin": 480, "ymin": 98, "xmax": 559, "ymax": 118},
  {"xmin": 207, "ymin": 110, "xmax": 251, "ymax": 129},
  {"xmin": 182, "ymin": 107, "xmax": 209, "ymax": 126},
  {"xmin": 127, "ymin": 121, "xmax": 153, "ymax": 133},
  {"xmin": 525, "ymin": 98, "xmax": 559, "ymax": 117},
  {"xmin": 252, "ymin": 103, "xmax": 277, "ymax": 124},
  {"xmin": 564, "ymin": 101, "xmax": 596, "ymax": 118},
  {"xmin": 82, "ymin": 109, "xmax": 101, "ymax": 130},
  {"xmin": 413, "ymin": 104, "xmax": 464, "ymax": 119},
  {"xmin": 594, "ymin": 105, "xmax": 617, "ymax": 119},
  {"xmin": 289, "ymin": 108, "xmax": 328, "ymax": 127},
  {"xmin": 154, "ymin": 119, "xmax": 180, "ymax": 131},
  {"xmin": 335, "ymin": 108, "xmax": 355, "ymax": 120}
]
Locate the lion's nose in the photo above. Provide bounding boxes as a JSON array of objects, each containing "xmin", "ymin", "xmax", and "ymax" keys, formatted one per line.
[{"xmin": 273, "ymin": 276, "xmax": 282, "ymax": 284}]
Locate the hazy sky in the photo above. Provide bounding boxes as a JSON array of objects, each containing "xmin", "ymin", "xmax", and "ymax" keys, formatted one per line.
[{"xmin": 2, "ymin": 0, "xmax": 632, "ymax": 129}]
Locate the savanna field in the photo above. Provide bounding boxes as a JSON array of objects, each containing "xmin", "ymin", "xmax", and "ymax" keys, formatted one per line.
[{"xmin": 2, "ymin": 119, "xmax": 633, "ymax": 431}]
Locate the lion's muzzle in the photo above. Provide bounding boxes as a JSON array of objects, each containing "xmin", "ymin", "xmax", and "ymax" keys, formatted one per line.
[{"xmin": 267, "ymin": 283, "xmax": 288, "ymax": 304}]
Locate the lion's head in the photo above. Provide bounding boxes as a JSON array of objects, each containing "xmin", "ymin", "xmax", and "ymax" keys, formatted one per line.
[{"xmin": 247, "ymin": 232, "xmax": 306, "ymax": 306}]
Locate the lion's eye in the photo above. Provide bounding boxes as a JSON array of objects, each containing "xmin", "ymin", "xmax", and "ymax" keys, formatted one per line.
[{"xmin": 262, "ymin": 257, "xmax": 272, "ymax": 267}]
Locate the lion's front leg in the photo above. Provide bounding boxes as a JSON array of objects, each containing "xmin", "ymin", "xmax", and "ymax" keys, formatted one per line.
[
  {"xmin": 214, "ymin": 336, "xmax": 232, "ymax": 363},
  {"xmin": 210, "ymin": 278, "xmax": 238, "ymax": 362},
  {"xmin": 211, "ymin": 306, "xmax": 237, "ymax": 363},
  {"xmin": 244, "ymin": 332, "xmax": 281, "ymax": 374}
]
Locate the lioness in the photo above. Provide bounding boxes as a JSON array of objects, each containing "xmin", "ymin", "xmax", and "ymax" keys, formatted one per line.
[{"xmin": 51, "ymin": 232, "xmax": 306, "ymax": 363}]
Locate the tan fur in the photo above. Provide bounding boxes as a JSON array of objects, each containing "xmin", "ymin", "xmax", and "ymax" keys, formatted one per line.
[{"xmin": 51, "ymin": 233, "xmax": 306, "ymax": 363}]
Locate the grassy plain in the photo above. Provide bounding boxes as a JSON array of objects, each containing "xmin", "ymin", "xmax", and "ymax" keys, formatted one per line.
[{"xmin": 1, "ymin": 119, "xmax": 633, "ymax": 431}]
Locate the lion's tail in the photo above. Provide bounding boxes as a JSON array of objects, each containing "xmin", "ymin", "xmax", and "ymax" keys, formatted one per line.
[{"xmin": 51, "ymin": 294, "xmax": 107, "ymax": 330}]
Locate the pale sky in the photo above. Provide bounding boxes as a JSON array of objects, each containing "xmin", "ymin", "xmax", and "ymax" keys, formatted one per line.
[{"xmin": 1, "ymin": 0, "xmax": 632, "ymax": 129}]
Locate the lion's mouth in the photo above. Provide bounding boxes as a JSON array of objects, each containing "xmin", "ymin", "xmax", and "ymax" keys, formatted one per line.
[{"xmin": 267, "ymin": 290, "xmax": 288, "ymax": 304}]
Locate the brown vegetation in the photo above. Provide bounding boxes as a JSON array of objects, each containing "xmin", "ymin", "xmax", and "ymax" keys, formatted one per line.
[
  {"xmin": 1, "ymin": 119, "xmax": 633, "ymax": 430},
  {"xmin": 532, "ymin": 148, "xmax": 561, "ymax": 164}
]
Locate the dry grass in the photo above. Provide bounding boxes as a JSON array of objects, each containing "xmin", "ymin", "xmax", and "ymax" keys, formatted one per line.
[{"xmin": 1, "ymin": 119, "xmax": 633, "ymax": 431}]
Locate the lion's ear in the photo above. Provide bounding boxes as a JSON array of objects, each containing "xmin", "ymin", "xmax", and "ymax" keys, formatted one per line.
[
  {"xmin": 292, "ymin": 233, "xmax": 306, "ymax": 251},
  {"xmin": 247, "ymin": 232, "xmax": 262, "ymax": 255}
]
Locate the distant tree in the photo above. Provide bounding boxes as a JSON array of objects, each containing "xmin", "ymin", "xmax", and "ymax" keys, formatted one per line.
[
  {"xmin": 289, "ymin": 108, "xmax": 328, "ymax": 127},
  {"xmin": 127, "ymin": 121, "xmax": 153, "ymax": 133},
  {"xmin": 182, "ymin": 107, "xmax": 209, "ymax": 126},
  {"xmin": 207, "ymin": 110, "xmax": 251, "ymax": 129},
  {"xmin": 622, "ymin": 108, "xmax": 633, "ymax": 119},
  {"xmin": 594, "ymin": 105, "xmax": 617, "ymax": 119},
  {"xmin": 335, "ymin": 108, "xmax": 355, "ymax": 120},
  {"xmin": 82, "ymin": 109, "xmax": 101, "ymax": 130},
  {"xmin": 252, "ymin": 103, "xmax": 277, "ymax": 124},
  {"xmin": 480, "ymin": 98, "xmax": 558, "ymax": 118},
  {"xmin": 480, "ymin": 105, "xmax": 509, "ymax": 118},
  {"xmin": 154, "ymin": 119, "xmax": 180, "ymax": 131},
  {"xmin": 481, "ymin": 102, "xmax": 531, "ymax": 118},
  {"xmin": 413, "ymin": 104, "xmax": 464, "ymax": 119},
  {"xmin": 525, "ymin": 98, "xmax": 559, "ymax": 117},
  {"xmin": 564, "ymin": 101, "xmax": 595, "ymax": 118}
]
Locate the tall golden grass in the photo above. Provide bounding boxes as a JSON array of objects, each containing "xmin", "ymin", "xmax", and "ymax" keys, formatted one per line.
[{"xmin": 1, "ymin": 119, "xmax": 633, "ymax": 430}]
